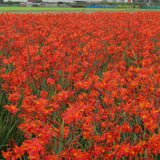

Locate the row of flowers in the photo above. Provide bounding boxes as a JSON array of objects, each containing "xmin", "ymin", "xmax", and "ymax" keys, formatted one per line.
[{"xmin": 0, "ymin": 12, "xmax": 160, "ymax": 159}]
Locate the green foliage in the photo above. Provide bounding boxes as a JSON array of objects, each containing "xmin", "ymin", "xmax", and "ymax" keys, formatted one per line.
[
  {"xmin": 35, "ymin": 0, "xmax": 42, "ymax": 3},
  {"xmin": 0, "ymin": 108, "xmax": 25, "ymax": 159},
  {"xmin": 0, "ymin": 83, "xmax": 25, "ymax": 159}
]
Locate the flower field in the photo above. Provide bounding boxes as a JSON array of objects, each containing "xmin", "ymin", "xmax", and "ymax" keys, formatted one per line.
[{"xmin": 0, "ymin": 12, "xmax": 160, "ymax": 160}]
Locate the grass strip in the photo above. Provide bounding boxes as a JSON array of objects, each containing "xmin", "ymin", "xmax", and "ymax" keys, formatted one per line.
[{"xmin": 0, "ymin": 7, "xmax": 160, "ymax": 12}]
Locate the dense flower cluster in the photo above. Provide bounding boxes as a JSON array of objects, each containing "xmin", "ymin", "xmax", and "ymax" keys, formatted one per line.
[{"xmin": 0, "ymin": 12, "xmax": 160, "ymax": 159}]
